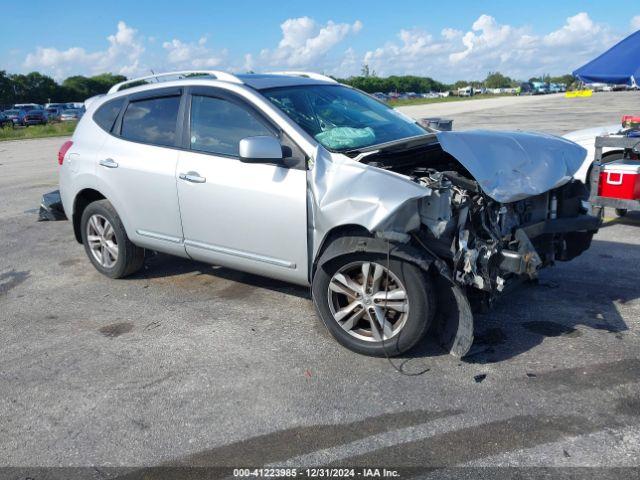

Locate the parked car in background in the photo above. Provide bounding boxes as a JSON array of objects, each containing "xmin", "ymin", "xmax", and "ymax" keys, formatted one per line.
[
  {"xmin": 371, "ymin": 92, "xmax": 389, "ymax": 102},
  {"xmin": 60, "ymin": 109, "xmax": 84, "ymax": 121},
  {"xmin": 0, "ymin": 112, "xmax": 12, "ymax": 128},
  {"xmin": 549, "ymin": 83, "xmax": 562, "ymax": 93},
  {"xmin": 46, "ymin": 107, "xmax": 65, "ymax": 121},
  {"xmin": 65, "ymin": 102, "xmax": 85, "ymax": 110},
  {"xmin": 13, "ymin": 103, "xmax": 41, "ymax": 111},
  {"xmin": 518, "ymin": 82, "xmax": 534, "ymax": 95},
  {"xmin": 531, "ymin": 81, "xmax": 549, "ymax": 94},
  {"xmin": 23, "ymin": 109, "xmax": 48, "ymax": 125},
  {"xmin": 45, "ymin": 103, "xmax": 66, "ymax": 110},
  {"xmin": 3, "ymin": 109, "xmax": 28, "ymax": 126}
]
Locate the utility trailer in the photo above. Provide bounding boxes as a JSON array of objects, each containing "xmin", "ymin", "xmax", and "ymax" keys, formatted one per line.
[{"xmin": 589, "ymin": 134, "xmax": 640, "ymax": 217}]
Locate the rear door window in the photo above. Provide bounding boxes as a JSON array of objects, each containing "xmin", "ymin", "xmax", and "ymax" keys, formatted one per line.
[
  {"xmin": 120, "ymin": 96, "xmax": 181, "ymax": 147},
  {"xmin": 189, "ymin": 95, "xmax": 272, "ymax": 156}
]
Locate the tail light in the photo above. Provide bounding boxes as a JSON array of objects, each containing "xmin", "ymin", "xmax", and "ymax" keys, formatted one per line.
[{"xmin": 58, "ymin": 140, "xmax": 73, "ymax": 165}]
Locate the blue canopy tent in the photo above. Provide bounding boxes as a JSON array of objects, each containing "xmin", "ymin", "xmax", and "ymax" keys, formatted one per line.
[{"xmin": 573, "ymin": 30, "xmax": 640, "ymax": 86}]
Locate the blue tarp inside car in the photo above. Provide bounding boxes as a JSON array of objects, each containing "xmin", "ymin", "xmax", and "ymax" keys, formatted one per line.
[{"xmin": 573, "ymin": 29, "xmax": 640, "ymax": 85}]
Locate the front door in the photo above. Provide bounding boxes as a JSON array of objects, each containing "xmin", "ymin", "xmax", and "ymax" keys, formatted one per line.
[{"xmin": 176, "ymin": 90, "xmax": 308, "ymax": 284}]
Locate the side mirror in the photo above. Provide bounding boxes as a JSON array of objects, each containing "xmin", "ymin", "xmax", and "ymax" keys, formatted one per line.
[{"xmin": 239, "ymin": 136, "xmax": 283, "ymax": 164}]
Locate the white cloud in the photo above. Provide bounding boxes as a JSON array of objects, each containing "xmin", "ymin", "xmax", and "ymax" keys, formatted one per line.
[
  {"xmin": 362, "ymin": 12, "xmax": 620, "ymax": 81},
  {"xmin": 363, "ymin": 28, "xmax": 455, "ymax": 78},
  {"xmin": 631, "ymin": 15, "xmax": 640, "ymax": 30},
  {"xmin": 256, "ymin": 17, "xmax": 363, "ymax": 70},
  {"xmin": 18, "ymin": 13, "xmax": 630, "ymax": 84},
  {"xmin": 543, "ymin": 12, "xmax": 598, "ymax": 46},
  {"xmin": 24, "ymin": 21, "xmax": 145, "ymax": 79},
  {"xmin": 163, "ymin": 36, "xmax": 227, "ymax": 69}
]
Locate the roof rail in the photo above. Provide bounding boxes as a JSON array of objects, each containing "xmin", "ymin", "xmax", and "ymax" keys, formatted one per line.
[
  {"xmin": 266, "ymin": 71, "xmax": 338, "ymax": 83},
  {"xmin": 107, "ymin": 70, "xmax": 243, "ymax": 94}
]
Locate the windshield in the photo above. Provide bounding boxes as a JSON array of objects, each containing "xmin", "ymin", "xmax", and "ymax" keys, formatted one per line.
[{"xmin": 261, "ymin": 85, "xmax": 426, "ymax": 152}]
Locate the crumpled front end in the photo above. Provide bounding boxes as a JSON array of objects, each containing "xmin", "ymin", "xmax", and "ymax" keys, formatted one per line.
[{"xmin": 308, "ymin": 131, "xmax": 600, "ymax": 356}]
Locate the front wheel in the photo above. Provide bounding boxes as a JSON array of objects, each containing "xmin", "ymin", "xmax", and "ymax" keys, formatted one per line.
[{"xmin": 312, "ymin": 253, "xmax": 434, "ymax": 357}]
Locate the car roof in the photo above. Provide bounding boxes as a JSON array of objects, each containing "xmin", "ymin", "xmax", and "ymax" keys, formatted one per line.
[{"xmin": 106, "ymin": 71, "xmax": 338, "ymax": 95}]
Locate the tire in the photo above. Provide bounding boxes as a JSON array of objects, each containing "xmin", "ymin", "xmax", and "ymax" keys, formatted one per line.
[
  {"xmin": 312, "ymin": 252, "xmax": 434, "ymax": 357},
  {"xmin": 615, "ymin": 208, "xmax": 628, "ymax": 217},
  {"xmin": 80, "ymin": 199, "xmax": 144, "ymax": 279}
]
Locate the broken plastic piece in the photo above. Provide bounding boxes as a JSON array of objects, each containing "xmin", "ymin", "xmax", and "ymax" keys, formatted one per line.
[{"xmin": 38, "ymin": 190, "xmax": 67, "ymax": 221}]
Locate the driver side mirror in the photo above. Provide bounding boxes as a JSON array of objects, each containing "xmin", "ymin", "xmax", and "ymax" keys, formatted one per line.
[{"xmin": 239, "ymin": 136, "xmax": 283, "ymax": 164}]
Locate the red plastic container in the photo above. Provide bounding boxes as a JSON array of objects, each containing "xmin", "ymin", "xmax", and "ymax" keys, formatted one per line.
[
  {"xmin": 598, "ymin": 161, "xmax": 640, "ymax": 199},
  {"xmin": 622, "ymin": 115, "xmax": 640, "ymax": 129}
]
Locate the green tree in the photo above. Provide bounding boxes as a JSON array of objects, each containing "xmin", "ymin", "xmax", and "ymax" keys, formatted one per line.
[
  {"xmin": 483, "ymin": 71, "xmax": 513, "ymax": 89},
  {"xmin": 62, "ymin": 73, "xmax": 126, "ymax": 100}
]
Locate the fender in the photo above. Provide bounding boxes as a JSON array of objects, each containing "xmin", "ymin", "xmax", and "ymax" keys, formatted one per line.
[
  {"xmin": 313, "ymin": 235, "xmax": 435, "ymax": 279},
  {"xmin": 313, "ymin": 234, "xmax": 474, "ymax": 358}
]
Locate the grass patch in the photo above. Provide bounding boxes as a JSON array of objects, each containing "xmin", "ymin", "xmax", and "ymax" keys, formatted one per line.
[
  {"xmin": 388, "ymin": 93, "xmax": 513, "ymax": 107},
  {"xmin": 0, "ymin": 121, "xmax": 77, "ymax": 141}
]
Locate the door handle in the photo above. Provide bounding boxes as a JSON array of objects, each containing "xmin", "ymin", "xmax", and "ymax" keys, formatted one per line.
[
  {"xmin": 179, "ymin": 171, "xmax": 206, "ymax": 183},
  {"xmin": 99, "ymin": 158, "xmax": 119, "ymax": 168}
]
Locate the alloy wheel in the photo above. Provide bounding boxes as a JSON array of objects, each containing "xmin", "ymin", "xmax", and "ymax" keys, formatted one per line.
[
  {"xmin": 327, "ymin": 261, "xmax": 409, "ymax": 342},
  {"xmin": 86, "ymin": 214, "xmax": 118, "ymax": 268}
]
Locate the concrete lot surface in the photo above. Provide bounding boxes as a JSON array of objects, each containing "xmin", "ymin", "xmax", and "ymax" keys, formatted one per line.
[
  {"xmin": 1, "ymin": 91, "xmax": 639, "ymax": 475},
  {"xmin": 398, "ymin": 91, "xmax": 629, "ymax": 135}
]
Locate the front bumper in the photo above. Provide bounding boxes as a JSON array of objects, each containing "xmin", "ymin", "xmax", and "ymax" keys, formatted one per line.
[
  {"xmin": 521, "ymin": 214, "xmax": 601, "ymax": 238},
  {"xmin": 499, "ymin": 214, "xmax": 601, "ymax": 276}
]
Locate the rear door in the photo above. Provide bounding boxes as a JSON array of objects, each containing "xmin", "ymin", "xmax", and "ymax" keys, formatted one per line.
[
  {"xmin": 98, "ymin": 88, "xmax": 186, "ymax": 256},
  {"xmin": 175, "ymin": 87, "xmax": 309, "ymax": 284}
]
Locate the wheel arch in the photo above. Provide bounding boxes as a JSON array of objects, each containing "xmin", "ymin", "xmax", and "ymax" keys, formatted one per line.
[
  {"xmin": 72, "ymin": 188, "xmax": 107, "ymax": 243},
  {"xmin": 311, "ymin": 226, "xmax": 437, "ymax": 283}
]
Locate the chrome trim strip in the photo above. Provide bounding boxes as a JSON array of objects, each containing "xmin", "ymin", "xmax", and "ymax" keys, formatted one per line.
[
  {"xmin": 136, "ymin": 229, "xmax": 183, "ymax": 244},
  {"xmin": 184, "ymin": 240, "xmax": 296, "ymax": 269}
]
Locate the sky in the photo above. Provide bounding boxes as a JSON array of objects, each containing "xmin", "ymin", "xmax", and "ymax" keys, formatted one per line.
[{"xmin": 2, "ymin": 0, "xmax": 640, "ymax": 83}]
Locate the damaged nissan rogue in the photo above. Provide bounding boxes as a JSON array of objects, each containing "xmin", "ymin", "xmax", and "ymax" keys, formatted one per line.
[{"xmin": 58, "ymin": 71, "xmax": 601, "ymax": 358}]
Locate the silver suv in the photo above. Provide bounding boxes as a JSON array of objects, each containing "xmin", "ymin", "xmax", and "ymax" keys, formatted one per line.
[{"xmin": 59, "ymin": 70, "xmax": 600, "ymax": 357}]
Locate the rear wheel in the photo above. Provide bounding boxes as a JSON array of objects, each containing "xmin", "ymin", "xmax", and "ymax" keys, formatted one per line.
[
  {"xmin": 312, "ymin": 252, "xmax": 434, "ymax": 357},
  {"xmin": 80, "ymin": 199, "xmax": 144, "ymax": 278}
]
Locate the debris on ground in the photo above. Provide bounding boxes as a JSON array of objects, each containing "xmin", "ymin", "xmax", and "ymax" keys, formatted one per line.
[{"xmin": 474, "ymin": 373, "xmax": 487, "ymax": 383}]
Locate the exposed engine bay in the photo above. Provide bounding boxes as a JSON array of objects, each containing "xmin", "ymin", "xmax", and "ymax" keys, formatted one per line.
[{"xmin": 351, "ymin": 137, "xmax": 600, "ymax": 302}]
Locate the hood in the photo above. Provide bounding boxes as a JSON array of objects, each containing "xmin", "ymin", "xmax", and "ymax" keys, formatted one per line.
[{"xmin": 436, "ymin": 130, "xmax": 587, "ymax": 203}]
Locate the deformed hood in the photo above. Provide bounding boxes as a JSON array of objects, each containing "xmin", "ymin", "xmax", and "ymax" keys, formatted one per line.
[{"xmin": 436, "ymin": 130, "xmax": 587, "ymax": 203}]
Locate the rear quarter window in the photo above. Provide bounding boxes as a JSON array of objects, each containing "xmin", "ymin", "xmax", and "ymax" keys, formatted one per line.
[{"xmin": 93, "ymin": 97, "xmax": 125, "ymax": 133}]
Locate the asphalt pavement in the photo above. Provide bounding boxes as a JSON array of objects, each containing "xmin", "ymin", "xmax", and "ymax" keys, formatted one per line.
[{"xmin": 0, "ymin": 91, "xmax": 639, "ymax": 477}]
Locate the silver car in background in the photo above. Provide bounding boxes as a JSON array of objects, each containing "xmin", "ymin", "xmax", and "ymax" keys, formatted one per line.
[{"xmin": 58, "ymin": 71, "xmax": 599, "ymax": 357}]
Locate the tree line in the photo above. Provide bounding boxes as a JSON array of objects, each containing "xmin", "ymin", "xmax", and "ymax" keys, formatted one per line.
[
  {"xmin": 338, "ymin": 69, "xmax": 577, "ymax": 93},
  {"xmin": 0, "ymin": 69, "xmax": 578, "ymax": 107},
  {"xmin": 0, "ymin": 71, "xmax": 126, "ymax": 107}
]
